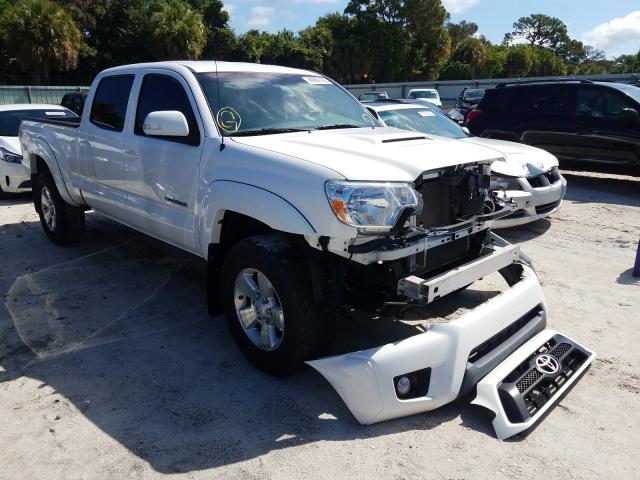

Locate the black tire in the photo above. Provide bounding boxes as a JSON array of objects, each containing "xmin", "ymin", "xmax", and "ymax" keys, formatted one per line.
[
  {"xmin": 220, "ymin": 233, "xmax": 328, "ymax": 376},
  {"xmin": 0, "ymin": 182, "xmax": 12, "ymax": 200},
  {"xmin": 35, "ymin": 172, "xmax": 85, "ymax": 245}
]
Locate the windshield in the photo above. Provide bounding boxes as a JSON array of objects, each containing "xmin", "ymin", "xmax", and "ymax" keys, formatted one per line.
[
  {"xmin": 606, "ymin": 83, "xmax": 640, "ymax": 104},
  {"xmin": 463, "ymin": 89, "xmax": 485, "ymax": 101},
  {"xmin": 410, "ymin": 91, "xmax": 438, "ymax": 99},
  {"xmin": 379, "ymin": 107, "xmax": 467, "ymax": 139},
  {"xmin": 0, "ymin": 109, "xmax": 75, "ymax": 136},
  {"xmin": 197, "ymin": 72, "xmax": 378, "ymax": 135}
]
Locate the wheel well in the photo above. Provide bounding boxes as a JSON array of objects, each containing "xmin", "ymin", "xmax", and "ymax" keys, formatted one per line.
[
  {"xmin": 219, "ymin": 211, "xmax": 274, "ymax": 257},
  {"xmin": 34, "ymin": 155, "xmax": 50, "ymax": 175}
]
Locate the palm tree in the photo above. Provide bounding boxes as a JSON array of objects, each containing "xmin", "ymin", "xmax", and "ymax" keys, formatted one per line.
[
  {"xmin": 452, "ymin": 37, "xmax": 487, "ymax": 79},
  {"xmin": 150, "ymin": 0, "xmax": 206, "ymax": 60},
  {"xmin": 0, "ymin": 0, "xmax": 82, "ymax": 83}
]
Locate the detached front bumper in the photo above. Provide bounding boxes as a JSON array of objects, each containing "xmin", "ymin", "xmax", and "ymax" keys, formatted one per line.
[
  {"xmin": 492, "ymin": 173, "xmax": 567, "ymax": 229},
  {"xmin": 308, "ymin": 247, "xmax": 594, "ymax": 439}
]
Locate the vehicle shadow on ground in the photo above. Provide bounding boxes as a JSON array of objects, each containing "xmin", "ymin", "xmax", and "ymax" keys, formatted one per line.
[
  {"xmin": 0, "ymin": 215, "xmax": 497, "ymax": 474},
  {"xmin": 0, "ymin": 192, "xmax": 32, "ymax": 206},
  {"xmin": 562, "ymin": 172, "xmax": 640, "ymax": 208},
  {"xmin": 495, "ymin": 218, "xmax": 552, "ymax": 244}
]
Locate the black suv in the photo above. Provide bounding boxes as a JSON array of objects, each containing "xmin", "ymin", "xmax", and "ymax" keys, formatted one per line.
[{"xmin": 467, "ymin": 80, "xmax": 640, "ymax": 168}]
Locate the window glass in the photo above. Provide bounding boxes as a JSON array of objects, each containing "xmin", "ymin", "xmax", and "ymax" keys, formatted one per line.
[
  {"xmin": 197, "ymin": 72, "xmax": 377, "ymax": 135},
  {"xmin": 135, "ymin": 74, "xmax": 200, "ymax": 145},
  {"xmin": 379, "ymin": 108, "xmax": 466, "ymax": 139},
  {"xmin": 576, "ymin": 87, "xmax": 634, "ymax": 120},
  {"xmin": 90, "ymin": 75, "xmax": 134, "ymax": 131},
  {"xmin": 513, "ymin": 86, "xmax": 573, "ymax": 114}
]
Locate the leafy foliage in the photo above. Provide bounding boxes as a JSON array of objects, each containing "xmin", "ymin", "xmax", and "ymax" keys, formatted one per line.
[
  {"xmin": 0, "ymin": 2, "xmax": 634, "ymax": 84},
  {"xmin": 0, "ymin": 0, "xmax": 82, "ymax": 82}
]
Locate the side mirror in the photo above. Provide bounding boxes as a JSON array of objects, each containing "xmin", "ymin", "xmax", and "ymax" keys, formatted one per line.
[
  {"xmin": 619, "ymin": 108, "xmax": 639, "ymax": 121},
  {"xmin": 143, "ymin": 111, "xmax": 189, "ymax": 137}
]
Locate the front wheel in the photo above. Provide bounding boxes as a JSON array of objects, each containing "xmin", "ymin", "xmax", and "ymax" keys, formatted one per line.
[
  {"xmin": 35, "ymin": 173, "xmax": 85, "ymax": 245},
  {"xmin": 220, "ymin": 234, "xmax": 328, "ymax": 376}
]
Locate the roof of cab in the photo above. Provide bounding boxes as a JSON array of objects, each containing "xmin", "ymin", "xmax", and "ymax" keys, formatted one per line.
[{"xmin": 100, "ymin": 61, "xmax": 319, "ymax": 77}]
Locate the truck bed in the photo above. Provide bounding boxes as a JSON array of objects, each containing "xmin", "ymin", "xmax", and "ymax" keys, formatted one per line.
[{"xmin": 22, "ymin": 116, "xmax": 81, "ymax": 128}]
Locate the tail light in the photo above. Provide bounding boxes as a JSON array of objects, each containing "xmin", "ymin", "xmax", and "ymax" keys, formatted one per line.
[{"xmin": 465, "ymin": 108, "xmax": 482, "ymax": 125}]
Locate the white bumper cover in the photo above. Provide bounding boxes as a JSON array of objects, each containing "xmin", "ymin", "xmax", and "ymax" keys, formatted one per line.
[
  {"xmin": 309, "ymin": 265, "xmax": 544, "ymax": 424},
  {"xmin": 0, "ymin": 161, "xmax": 31, "ymax": 193},
  {"xmin": 308, "ymin": 264, "xmax": 594, "ymax": 439},
  {"xmin": 492, "ymin": 174, "xmax": 567, "ymax": 228}
]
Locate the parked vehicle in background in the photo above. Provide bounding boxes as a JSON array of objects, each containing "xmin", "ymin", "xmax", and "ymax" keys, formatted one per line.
[
  {"xmin": 447, "ymin": 87, "xmax": 486, "ymax": 124},
  {"xmin": 358, "ymin": 90, "xmax": 389, "ymax": 101},
  {"xmin": 467, "ymin": 80, "xmax": 640, "ymax": 171},
  {"xmin": 365, "ymin": 100, "xmax": 567, "ymax": 228},
  {"xmin": 456, "ymin": 87, "xmax": 485, "ymax": 111},
  {"xmin": 20, "ymin": 61, "xmax": 594, "ymax": 439},
  {"xmin": 61, "ymin": 92, "xmax": 87, "ymax": 116},
  {"xmin": 406, "ymin": 88, "xmax": 442, "ymax": 108},
  {"xmin": 0, "ymin": 104, "xmax": 76, "ymax": 198}
]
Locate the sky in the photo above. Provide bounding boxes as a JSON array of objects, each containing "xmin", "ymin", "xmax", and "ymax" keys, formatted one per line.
[{"xmin": 224, "ymin": 0, "xmax": 640, "ymax": 58}]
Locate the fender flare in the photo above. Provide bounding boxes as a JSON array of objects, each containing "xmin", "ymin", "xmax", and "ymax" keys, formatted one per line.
[
  {"xmin": 199, "ymin": 180, "xmax": 317, "ymax": 257},
  {"xmin": 28, "ymin": 137, "xmax": 80, "ymax": 206}
]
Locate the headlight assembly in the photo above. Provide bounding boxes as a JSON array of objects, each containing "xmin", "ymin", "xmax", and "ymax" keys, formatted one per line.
[
  {"xmin": 325, "ymin": 181, "xmax": 423, "ymax": 233},
  {"xmin": 491, "ymin": 175, "xmax": 521, "ymax": 191},
  {"xmin": 0, "ymin": 147, "xmax": 23, "ymax": 164}
]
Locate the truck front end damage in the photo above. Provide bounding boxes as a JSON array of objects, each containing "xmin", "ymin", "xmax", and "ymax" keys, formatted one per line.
[{"xmin": 307, "ymin": 163, "xmax": 594, "ymax": 439}]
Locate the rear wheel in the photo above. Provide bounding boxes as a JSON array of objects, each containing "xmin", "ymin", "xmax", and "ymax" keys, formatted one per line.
[
  {"xmin": 35, "ymin": 173, "xmax": 85, "ymax": 244},
  {"xmin": 220, "ymin": 234, "xmax": 329, "ymax": 376}
]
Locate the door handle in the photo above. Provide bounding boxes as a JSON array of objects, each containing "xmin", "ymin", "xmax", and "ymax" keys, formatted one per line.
[
  {"xmin": 123, "ymin": 149, "xmax": 139, "ymax": 158},
  {"xmin": 79, "ymin": 139, "xmax": 90, "ymax": 147}
]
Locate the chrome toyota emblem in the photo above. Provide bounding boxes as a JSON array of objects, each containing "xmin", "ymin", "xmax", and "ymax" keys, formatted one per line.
[{"xmin": 535, "ymin": 354, "xmax": 560, "ymax": 375}]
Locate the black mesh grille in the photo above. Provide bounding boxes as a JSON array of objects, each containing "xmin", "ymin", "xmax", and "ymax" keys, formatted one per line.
[
  {"xmin": 498, "ymin": 335, "xmax": 591, "ymax": 423},
  {"xmin": 517, "ymin": 369, "xmax": 542, "ymax": 393},
  {"xmin": 550, "ymin": 342, "xmax": 571, "ymax": 359}
]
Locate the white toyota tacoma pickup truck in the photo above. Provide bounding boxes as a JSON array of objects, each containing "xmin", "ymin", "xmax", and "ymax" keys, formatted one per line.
[{"xmin": 19, "ymin": 61, "xmax": 594, "ymax": 439}]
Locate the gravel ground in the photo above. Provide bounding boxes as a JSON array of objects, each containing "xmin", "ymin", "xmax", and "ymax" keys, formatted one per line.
[{"xmin": 0, "ymin": 168, "xmax": 638, "ymax": 480}]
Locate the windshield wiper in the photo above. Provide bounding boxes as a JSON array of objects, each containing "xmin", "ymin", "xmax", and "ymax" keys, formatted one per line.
[
  {"xmin": 314, "ymin": 124, "xmax": 365, "ymax": 130},
  {"xmin": 229, "ymin": 127, "xmax": 308, "ymax": 137}
]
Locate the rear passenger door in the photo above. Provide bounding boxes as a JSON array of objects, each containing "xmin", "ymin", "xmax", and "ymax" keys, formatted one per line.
[
  {"xmin": 78, "ymin": 74, "xmax": 135, "ymax": 219},
  {"xmin": 514, "ymin": 85, "xmax": 577, "ymax": 158},
  {"xmin": 574, "ymin": 86, "xmax": 640, "ymax": 164},
  {"xmin": 124, "ymin": 72, "xmax": 203, "ymax": 252}
]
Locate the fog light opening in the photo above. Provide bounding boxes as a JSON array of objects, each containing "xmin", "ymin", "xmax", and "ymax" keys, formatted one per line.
[{"xmin": 396, "ymin": 376, "xmax": 411, "ymax": 396}]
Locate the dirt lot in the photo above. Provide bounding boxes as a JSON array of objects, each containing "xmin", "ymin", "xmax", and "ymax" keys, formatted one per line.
[{"xmin": 1, "ymin": 168, "xmax": 638, "ymax": 480}]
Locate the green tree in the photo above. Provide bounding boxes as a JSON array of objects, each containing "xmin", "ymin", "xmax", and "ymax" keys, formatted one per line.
[
  {"xmin": 479, "ymin": 45, "xmax": 507, "ymax": 78},
  {"xmin": 612, "ymin": 52, "xmax": 640, "ymax": 73},
  {"xmin": 504, "ymin": 14, "xmax": 568, "ymax": 51},
  {"xmin": 504, "ymin": 45, "xmax": 534, "ymax": 77},
  {"xmin": 530, "ymin": 47, "xmax": 566, "ymax": 76},
  {"xmin": 451, "ymin": 37, "xmax": 486, "ymax": 78},
  {"xmin": 0, "ymin": 0, "xmax": 82, "ymax": 83},
  {"xmin": 438, "ymin": 60, "xmax": 472, "ymax": 80},
  {"xmin": 446, "ymin": 20, "xmax": 478, "ymax": 50},
  {"xmin": 150, "ymin": 0, "xmax": 205, "ymax": 60},
  {"xmin": 404, "ymin": 0, "xmax": 451, "ymax": 79}
]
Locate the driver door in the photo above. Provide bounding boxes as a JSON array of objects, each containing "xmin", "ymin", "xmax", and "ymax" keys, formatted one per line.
[{"xmin": 123, "ymin": 71, "xmax": 204, "ymax": 252}]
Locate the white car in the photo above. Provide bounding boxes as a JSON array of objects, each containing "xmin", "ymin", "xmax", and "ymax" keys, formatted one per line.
[
  {"xmin": 365, "ymin": 101, "xmax": 567, "ymax": 228},
  {"xmin": 20, "ymin": 61, "xmax": 593, "ymax": 439},
  {"xmin": 0, "ymin": 104, "xmax": 76, "ymax": 198},
  {"xmin": 406, "ymin": 88, "xmax": 442, "ymax": 108}
]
